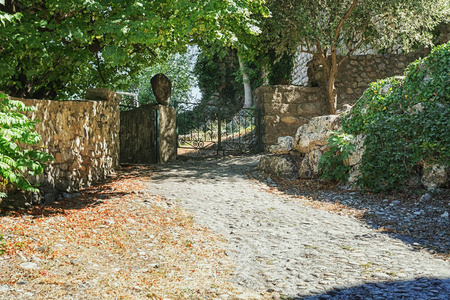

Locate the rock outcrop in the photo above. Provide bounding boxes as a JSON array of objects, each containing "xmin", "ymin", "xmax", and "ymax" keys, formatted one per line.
[
  {"xmin": 268, "ymin": 136, "xmax": 294, "ymax": 155},
  {"xmin": 293, "ymin": 115, "xmax": 340, "ymax": 154},
  {"xmin": 257, "ymin": 155, "xmax": 298, "ymax": 177}
]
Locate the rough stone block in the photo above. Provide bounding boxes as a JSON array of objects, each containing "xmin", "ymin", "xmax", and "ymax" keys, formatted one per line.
[
  {"xmin": 294, "ymin": 115, "xmax": 341, "ymax": 154},
  {"xmin": 258, "ymin": 155, "xmax": 298, "ymax": 177},
  {"xmin": 298, "ymin": 102, "xmax": 323, "ymax": 116},
  {"xmin": 281, "ymin": 116, "xmax": 302, "ymax": 125},
  {"xmin": 269, "ymin": 136, "xmax": 294, "ymax": 154},
  {"xmin": 421, "ymin": 164, "xmax": 449, "ymax": 190},
  {"xmin": 298, "ymin": 149, "xmax": 322, "ymax": 179},
  {"xmin": 55, "ymin": 153, "xmax": 64, "ymax": 164}
]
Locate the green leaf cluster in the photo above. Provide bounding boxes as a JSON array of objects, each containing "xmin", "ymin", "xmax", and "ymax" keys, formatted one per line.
[
  {"xmin": 0, "ymin": 92, "xmax": 53, "ymax": 197},
  {"xmin": 193, "ymin": 46, "xmax": 259, "ymax": 107},
  {"xmin": 0, "ymin": 234, "xmax": 5, "ymax": 255},
  {"xmin": 121, "ymin": 48, "xmax": 199, "ymax": 108},
  {"xmin": 340, "ymin": 42, "xmax": 449, "ymax": 191},
  {"xmin": 319, "ymin": 131, "xmax": 356, "ymax": 183},
  {"xmin": 194, "ymin": 47, "xmax": 242, "ymax": 107},
  {"xmin": 265, "ymin": 50, "xmax": 294, "ymax": 85},
  {"xmin": 0, "ymin": 0, "xmax": 267, "ymax": 100}
]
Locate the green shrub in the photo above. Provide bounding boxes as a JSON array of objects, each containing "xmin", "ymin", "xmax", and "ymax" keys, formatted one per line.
[
  {"xmin": 340, "ymin": 42, "xmax": 449, "ymax": 191},
  {"xmin": 0, "ymin": 92, "xmax": 53, "ymax": 197},
  {"xmin": 319, "ymin": 131, "xmax": 356, "ymax": 183},
  {"xmin": 267, "ymin": 50, "xmax": 294, "ymax": 85}
]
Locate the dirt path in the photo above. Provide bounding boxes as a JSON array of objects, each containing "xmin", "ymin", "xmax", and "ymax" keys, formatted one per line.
[{"xmin": 146, "ymin": 155, "xmax": 450, "ymax": 300}]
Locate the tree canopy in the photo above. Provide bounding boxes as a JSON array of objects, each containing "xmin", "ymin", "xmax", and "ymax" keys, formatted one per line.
[
  {"xmin": 0, "ymin": 0, "xmax": 267, "ymax": 100},
  {"xmin": 259, "ymin": 0, "xmax": 449, "ymax": 114}
]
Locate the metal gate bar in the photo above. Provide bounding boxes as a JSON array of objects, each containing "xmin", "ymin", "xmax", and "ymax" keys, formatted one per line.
[{"xmin": 175, "ymin": 102, "xmax": 262, "ymax": 155}]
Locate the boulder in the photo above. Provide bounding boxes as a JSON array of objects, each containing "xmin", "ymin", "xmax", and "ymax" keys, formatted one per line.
[
  {"xmin": 258, "ymin": 155, "xmax": 298, "ymax": 177},
  {"xmin": 269, "ymin": 136, "xmax": 294, "ymax": 155},
  {"xmin": 421, "ymin": 164, "xmax": 449, "ymax": 190},
  {"xmin": 294, "ymin": 115, "xmax": 341, "ymax": 154},
  {"xmin": 298, "ymin": 149, "xmax": 322, "ymax": 179},
  {"xmin": 347, "ymin": 165, "xmax": 362, "ymax": 184},
  {"xmin": 151, "ymin": 73, "xmax": 172, "ymax": 106},
  {"xmin": 344, "ymin": 134, "xmax": 365, "ymax": 167}
]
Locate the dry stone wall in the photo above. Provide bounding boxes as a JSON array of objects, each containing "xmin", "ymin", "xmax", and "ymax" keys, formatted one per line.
[
  {"xmin": 14, "ymin": 89, "xmax": 120, "ymax": 192},
  {"xmin": 321, "ymin": 52, "xmax": 427, "ymax": 108},
  {"xmin": 254, "ymin": 85, "xmax": 328, "ymax": 149},
  {"xmin": 292, "ymin": 51, "xmax": 427, "ymax": 110}
]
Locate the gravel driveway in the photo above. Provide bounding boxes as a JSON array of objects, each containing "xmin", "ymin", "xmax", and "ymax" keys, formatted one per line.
[{"xmin": 145, "ymin": 155, "xmax": 450, "ymax": 299}]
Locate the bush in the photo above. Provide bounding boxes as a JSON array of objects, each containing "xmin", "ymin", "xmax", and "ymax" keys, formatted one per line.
[
  {"xmin": 340, "ymin": 42, "xmax": 449, "ymax": 191},
  {"xmin": 0, "ymin": 92, "xmax": 53, "ymax": 197},
  {"xmin": 319, "ymin": 131, "xmax": 356, "ymax": 183}
]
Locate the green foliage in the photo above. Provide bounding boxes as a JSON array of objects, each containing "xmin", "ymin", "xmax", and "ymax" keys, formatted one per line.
[
  {"xmin": 0, "ymin": 234, "xmax": 5, "ymax": 255},
  {"xmin": 319, "ymin": 131, "xmax": 356, "ymax": 182},
  {"xmin": 194, "ymin": 46, "xmax": 262, "ymax": 108},
  {"xmin": 0, "ymin": 92, "xmax": 53, "ymax": 197},
  {"xmin": 255, "ymin": 0, "xmax": 448, "ymax": 113},
  {"xmin": 267, "ymin": 50, "xmax": 294, "ymax": 85},
  {"xmin": 0, "ymin": 0, "xmax": 266, "ymax": 100},
  {"xmin": 0, "ymin": 8, "xmax": 21, "ymax": 26},
  {"xmin": 341, "ymin": 42, "xmax": 450, "ymax": 191},
  {"xmin": 261, "ymin": 0, "xmax": 448, "ymax": 56},
  {"xmin": 127, "ymin": 48, "xmax": 199, "ymax": 108}
]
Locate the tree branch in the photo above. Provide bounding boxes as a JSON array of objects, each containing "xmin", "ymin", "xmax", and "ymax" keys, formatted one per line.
[
  {"xmin": 299, "ymin": 45, "xmax": 317, "ymax": 56},
  {"xmin": 339, "ymin": 17, "xmax": 370, "ymax": 66},
  {"xmin": 315, "ymin": 42, "xmax": 330, "ymax": 79},
  {"xmin": 334, "ymin": 0, "xmax": 359, "ymax": 42},
  {"xmin": 96, "ymin": 52, "xmax": 107, "ymax": 84}
]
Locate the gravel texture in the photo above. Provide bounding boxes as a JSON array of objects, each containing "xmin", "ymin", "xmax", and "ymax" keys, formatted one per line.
[{"xmin": 146, "ymin": 155, "xmax": 450, "ymax": 300}]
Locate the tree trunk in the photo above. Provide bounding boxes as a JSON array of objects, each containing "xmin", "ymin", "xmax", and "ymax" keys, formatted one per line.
[
  {"xmin": 327, "ymin": 72, "xmax": 338, "ymax": 115},
  {"xmin": 327, "ymin": 48, "xmax": 339, "ymax": 115},
  {"xmin": 238, "ymin": 55, "xmax": 253, "ymax": 108}
]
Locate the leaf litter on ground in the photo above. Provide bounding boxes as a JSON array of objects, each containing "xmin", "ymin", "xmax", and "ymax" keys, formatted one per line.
[{"xmin": 0, "ymin": 165, "xmax": 269, "ymax": 300}]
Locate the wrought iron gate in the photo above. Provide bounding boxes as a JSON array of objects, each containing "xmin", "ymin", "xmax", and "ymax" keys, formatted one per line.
[{"xmin": 175, "ymin": 102, "xmax": 262, "ymax": 155}]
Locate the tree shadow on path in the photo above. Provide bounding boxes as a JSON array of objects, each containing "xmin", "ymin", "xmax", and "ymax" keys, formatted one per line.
[
  {"xmin": 148, "ymin": 155, "xmax": 261, "ymax": 183},
  {"xmin": 294, "ymin": 277, "xmax": 450, "ymax": 299},
  {"xmin": 0, "ymin": 165, "xmax": 153, "ymax": 218}
]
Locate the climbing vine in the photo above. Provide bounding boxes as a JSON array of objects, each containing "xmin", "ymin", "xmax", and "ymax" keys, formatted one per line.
[{"xmin": 339, "ymin": 42, "xmax": 449, "ymax": 191}]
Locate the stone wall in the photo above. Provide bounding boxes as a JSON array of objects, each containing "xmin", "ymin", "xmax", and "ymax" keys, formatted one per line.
[
  {"xmin": 306, "ymin": 51, "xmax": 428, "ymax": 108},
  {"xmin": 254, "ymin": 85, "xmax": 328, "ymax": 149},
  {"xmin": 120, "ymin": 104, "xmax": 176, "ymax": 164},
  {"xmin": 15, "ymin": 89, "xmax": 120, "ymax": 192},
  {"xmin": 291, "ymin": 50, "xmax": 427, "ymax": 110}
]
